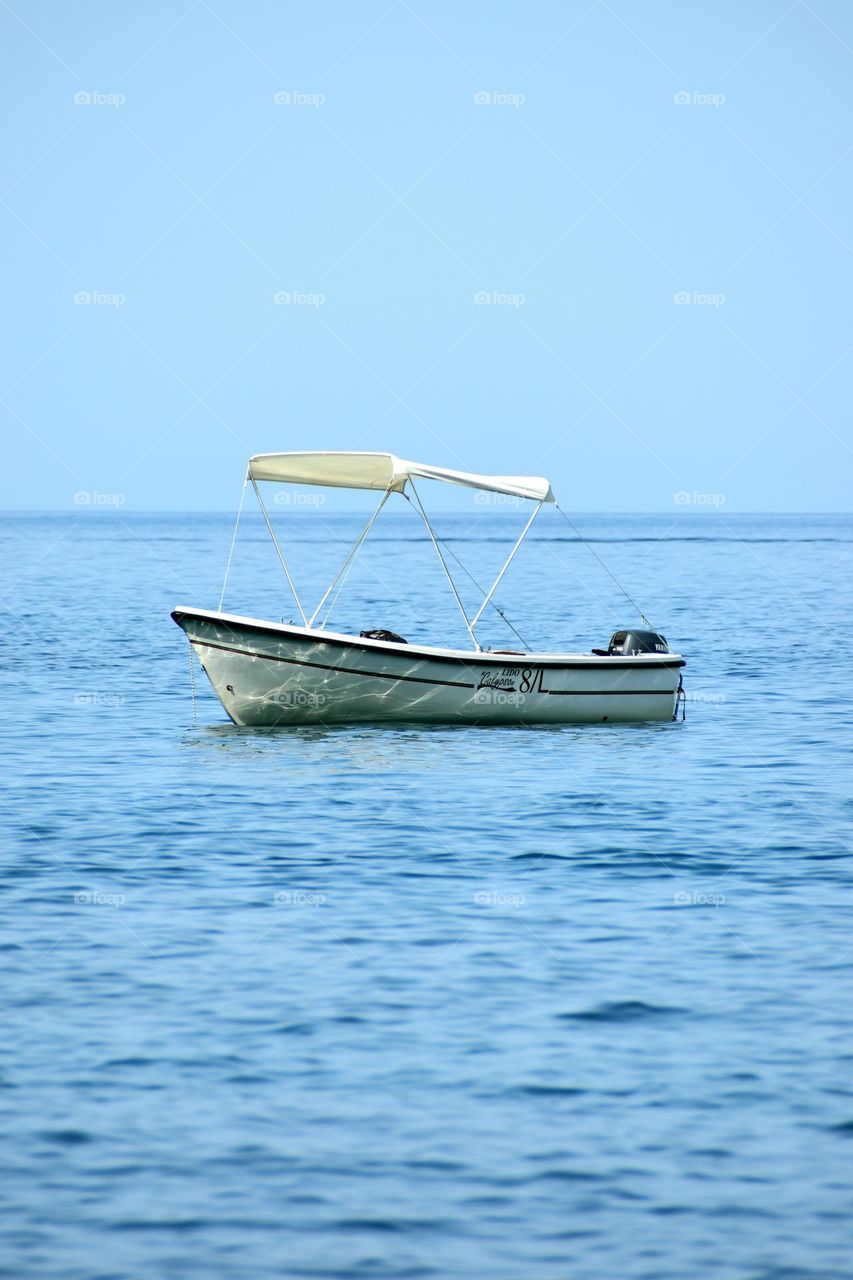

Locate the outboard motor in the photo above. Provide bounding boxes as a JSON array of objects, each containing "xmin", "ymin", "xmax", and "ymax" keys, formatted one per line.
[{"xmin": 606, "ymin": 629, "xmax": 669, "ymax": 656}]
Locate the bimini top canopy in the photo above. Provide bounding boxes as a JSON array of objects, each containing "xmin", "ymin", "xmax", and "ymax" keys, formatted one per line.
[{"xmin": 248, "ymin": 451, "xmax": 554, "ymax": 503}]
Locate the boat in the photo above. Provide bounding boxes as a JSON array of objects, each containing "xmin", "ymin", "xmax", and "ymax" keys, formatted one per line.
[{"xmin": 172, "ymin": 451, "xmax": 686, "ymax": 726}]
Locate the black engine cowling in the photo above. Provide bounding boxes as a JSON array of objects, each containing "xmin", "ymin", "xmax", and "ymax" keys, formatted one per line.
[{"xmin": 606, "ymin": 629, "xmax": 669, "ymax": 656}]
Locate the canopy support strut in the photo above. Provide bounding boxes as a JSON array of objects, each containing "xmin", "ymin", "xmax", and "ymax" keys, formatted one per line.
[
  {"xmin": 250, "ymin": 476, "xmax": 308, "ymax": 626},
  {"xmin": 469, "ymin": 500, "xmax": 544, "ymax": 631},
  {"xmin": 308, "ymin": 487, "xmax": 393, "ymax": 629},
  {"xmin": 408, "ymin": 479, "xmax": 482, "ymax": 652}
]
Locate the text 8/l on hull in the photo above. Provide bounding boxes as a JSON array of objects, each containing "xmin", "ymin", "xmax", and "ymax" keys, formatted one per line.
[{"xmin": 172, "ymin": 452, "xmax": 686, "ymax": 727}]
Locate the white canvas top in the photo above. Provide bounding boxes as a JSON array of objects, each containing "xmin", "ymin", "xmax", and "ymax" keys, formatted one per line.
[{"xmin": 248, "ymin": 451, "xmax": 554, "ymax": 503}]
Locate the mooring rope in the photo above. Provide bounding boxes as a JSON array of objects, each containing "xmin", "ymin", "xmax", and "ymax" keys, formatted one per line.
[
  {"xmin": 218, "ymin": 476, "xmax": 247, "ymax": 612},
  {"xmin": 555, "ymin": 504, "xmax": 652, "ymax": 629},
  {"xmin": 188, "ymin": 638, "xmax": 197, "ymax": 728}
]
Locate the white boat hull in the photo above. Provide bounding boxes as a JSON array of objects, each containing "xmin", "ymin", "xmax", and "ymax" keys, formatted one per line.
[{"xmin": 173, "ymin": 609, "xmax": 685, "ymax": 727}]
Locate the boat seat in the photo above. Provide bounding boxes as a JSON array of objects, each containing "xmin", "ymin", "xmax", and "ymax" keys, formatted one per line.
[{"xmin": 360, "ymin": 628, "xmax": 408, "ymax": 644}]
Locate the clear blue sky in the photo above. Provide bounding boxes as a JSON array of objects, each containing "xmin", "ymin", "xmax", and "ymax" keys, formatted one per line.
[{"xmin": 2, "ymin": 0, "xmax": 851, "ymax": 510}]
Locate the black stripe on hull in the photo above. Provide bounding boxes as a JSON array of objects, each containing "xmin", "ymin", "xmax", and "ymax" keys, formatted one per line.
[
  {"xmin": 191, "ymin": 639, "xmax": 676, "ymax": 696},
  {"xmin": 544, "ymin": 689, "xmax": 673, "ymax": 696}
]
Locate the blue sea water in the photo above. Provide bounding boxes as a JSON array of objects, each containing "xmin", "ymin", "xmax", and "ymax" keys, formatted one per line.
[{"xmin": 2, "ymin": 507, "xmax": 852, "ymax": 1280}]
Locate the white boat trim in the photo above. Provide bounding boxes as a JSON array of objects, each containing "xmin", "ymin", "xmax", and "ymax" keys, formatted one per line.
[{"xmin": 174, "ymin": 608, "xmax": 686, "ymax": 671}]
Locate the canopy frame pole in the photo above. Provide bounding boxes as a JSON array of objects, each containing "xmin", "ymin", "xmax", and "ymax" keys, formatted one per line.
[
  {"xmin": 309, "ymin": 487, "xmax": 392, "ymax": 629},
  {"xmin": 218, "ymin": 471, "xmax": 248, "ymax": 611},
  {"xmin": 469, "ymin": 499, "xmax": 544, "ymax": 632},
  {"xmin": 408, "ymin": 479, "xmax": 482, "ymax": 652},
  {"xmin": 250, "ymin": 476, "xmax": 308, "ymax": 626}
]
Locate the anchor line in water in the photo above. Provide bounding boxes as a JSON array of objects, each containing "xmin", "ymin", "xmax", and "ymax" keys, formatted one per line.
[{"xmin": 188, "ymin": 637, "xmax": 198, "ymax": 728}]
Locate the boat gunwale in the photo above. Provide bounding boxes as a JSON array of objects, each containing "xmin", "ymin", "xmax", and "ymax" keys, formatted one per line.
[{"xmin": 172, "ymin": 608, "xmax": 686, "ymax": 671}]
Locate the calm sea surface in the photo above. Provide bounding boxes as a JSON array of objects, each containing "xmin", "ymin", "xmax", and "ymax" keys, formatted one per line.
[{"xmin": 2, "ymin": 509, "xmax": 852, "ymax": 1280}]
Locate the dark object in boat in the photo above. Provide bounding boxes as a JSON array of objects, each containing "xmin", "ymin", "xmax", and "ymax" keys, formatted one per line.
[
  {"xmin": 591, "ymin": 629, "xmax": 669, "ymax": 657},
  {"xmin": 360, "ymin": 629, "xmax": 408, "ymax": 644}
]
